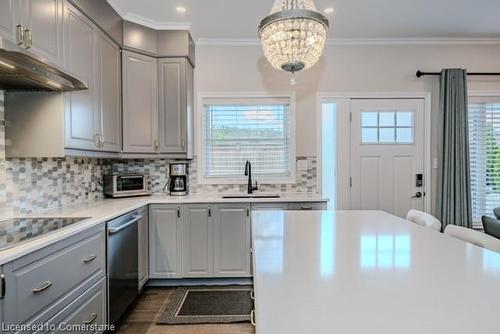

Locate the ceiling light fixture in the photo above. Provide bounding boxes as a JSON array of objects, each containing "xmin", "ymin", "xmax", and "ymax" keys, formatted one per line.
[
  {"xmin": 258, "ymin": 0, "xmax": 330, "ymax": 82},
  {"xmin": 324, "ymin": 7, "xmax": 334, "ymax": 14},
  {"xmin": 176, "ymin": 6, "xmax": 186, "ymax": 13}
]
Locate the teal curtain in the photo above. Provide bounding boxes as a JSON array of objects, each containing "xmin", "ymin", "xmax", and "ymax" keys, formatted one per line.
[{"xmin": 437, "ymin": 69, "xmax": 472, "ymax": 230}]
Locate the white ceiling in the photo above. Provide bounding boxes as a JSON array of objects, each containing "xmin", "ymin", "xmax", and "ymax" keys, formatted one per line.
[{"xmin": 107, "ymin": 0, "xmax": 500, "ymax": 42}]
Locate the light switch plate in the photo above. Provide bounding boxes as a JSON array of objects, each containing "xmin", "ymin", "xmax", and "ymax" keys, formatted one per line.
[{"xmin": 297, "ymin": 159, "xmax": 308, "ymax": 171}]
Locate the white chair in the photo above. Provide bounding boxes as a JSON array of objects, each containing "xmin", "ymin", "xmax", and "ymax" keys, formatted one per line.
[
  {"xmin": 406, "ymin": 209, "xmax": 442, "ymax": 232},
  {"xmin": 444, "ymin": 225, "xmax": 500, "ymax": 253}
]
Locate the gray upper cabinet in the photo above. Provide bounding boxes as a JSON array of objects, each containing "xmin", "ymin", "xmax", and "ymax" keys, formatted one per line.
[
  {"xmin": 149, "ymin": 205, "xmax": 182, "ymax": 279},
  {"xmin": 0, "ymin": 0, "xmax": 63, "ymax": 67},
  {"xmin": 63, "ymin": 3, "xmax": 98, "ymax": 151},
  {"xmin": 158, "ymin": 58, "xmax": 183, "ymax": 153},
  {"xmin": 122, "ymin": 50, "xmax": 159, "ymax": 154},
  {"xmin": 64, "ymin": 2, "xmax": 121, "ymax": 153},
  {"xmin": 97, "ymin": 32, "xmax": 121, "ymax": 152},
  {"xmin": 214, "ymin": 204, "xmax": 252, "ymax": 277},
  {"xmin": 0, "ymin": 0, "xmax": 18, "ymax": 44},
  {"xmin": 21, "ymin": 0, "xmax": 63, "ymax": 66}
]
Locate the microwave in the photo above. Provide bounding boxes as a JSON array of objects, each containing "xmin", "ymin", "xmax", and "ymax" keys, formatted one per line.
[{"xmin": 104, "ymin": 174, "xmax": 152, "ymax": 198}]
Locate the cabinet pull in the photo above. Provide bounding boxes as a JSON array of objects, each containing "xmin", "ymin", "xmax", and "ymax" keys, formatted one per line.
[
  {"xmin": 300, "ymin": 206, "xmax": 313, "ymax": 210},
  {"xmin": 0, "ymin": 274, "xmax": 5, "ymax": 299},
  {"xmin": 94, "ymin": 134, "xmax": 100, "ymax": 148},
  {"xmin": 154, "ymin": 139, "xmax": 159, "ymax": 152},
  {"xmin": 16, "ymin": 25, "xmax": 24, "ymax": 46},
  {"xmin": 181, "ymin": 140, "xmax": 185, "ymax": 148},
  {"xmin": 177, "ymin": 207, "xmax": 181, "ymax": 218},
  {"xmin": 246, "ymin": 208, "xmax": 250, "ymax": 217},
  {"xmin": 83, "ymin": 313, "xmax": 98, "ymax": 325},
  {"xmin": 208, "ymin": 208, "xmax": 211, "ymax": 217},
  {"xmin": 24, "ymin": 28, "xmax": 32, "ymax": 49},
  {"xmin": 250, "ymin": 289, "xmax": 255, "ymax": 300},
  {"xmin": 32, "ymin": 281, "xmax": 53, "ymax": 293},
  {"xmin": 83, "ymin": 254, "xmax": 97, "ymax": 263},
  {"xmin": 99, "ymin": 134, "xmax": 104, "ymax": 148},
  {"xmin": 250, "ymin": 310, "xmax": 256, "ymax": 326}
]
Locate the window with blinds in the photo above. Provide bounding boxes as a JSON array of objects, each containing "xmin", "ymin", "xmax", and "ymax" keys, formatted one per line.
[
  {"xmin": 201, "ymin": 96, "xmax": 294, "ymax": 182},
  {"xmin": 468, "ymin": 98, "xmax": 500, "ymax": 224}
]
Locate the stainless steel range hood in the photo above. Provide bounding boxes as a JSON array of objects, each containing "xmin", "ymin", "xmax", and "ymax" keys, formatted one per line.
[{"xmin": 0, "ymin": 38, "xmax": 87, "ymax": 92}]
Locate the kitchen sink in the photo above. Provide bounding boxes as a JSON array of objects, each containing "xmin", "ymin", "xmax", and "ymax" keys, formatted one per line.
[{"xmin": 222, "ymin": 194, "xmax": 281, "ymax": 199}]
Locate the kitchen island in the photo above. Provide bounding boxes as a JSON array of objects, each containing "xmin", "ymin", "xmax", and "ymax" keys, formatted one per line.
[{"xmin": 251, "ymin": 210, "xmax": 500, "ymax": 334}]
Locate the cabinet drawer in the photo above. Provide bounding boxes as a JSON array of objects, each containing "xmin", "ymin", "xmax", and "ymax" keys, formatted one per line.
[
  {"xmin": 6, "ymin": 230, "xmax": 105, "ymax": 324},
  {"xmin": 287, "ymin": 202, "xmax": 327, "ymax": 210},
  {"xmin": 46, "ymin": 278, "xmax": 107, "ymax": 334}
]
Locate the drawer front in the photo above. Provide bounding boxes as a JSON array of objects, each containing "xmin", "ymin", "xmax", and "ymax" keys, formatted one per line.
[
  {"xmin": 8, "ymin": 231, "xmax": 105, "ymax": 324},
  {"xmin": 287, "ymin": 202, "xmax": 327, "ymax": 210},
  {"xmin": 49, "ymin": 278, "xmax": 107, "ymax": 334}
]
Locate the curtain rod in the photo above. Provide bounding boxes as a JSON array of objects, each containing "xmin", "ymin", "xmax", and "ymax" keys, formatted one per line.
[{"xmin": 416, "ymin": 70, "xmax": 500, "ymax": 78}]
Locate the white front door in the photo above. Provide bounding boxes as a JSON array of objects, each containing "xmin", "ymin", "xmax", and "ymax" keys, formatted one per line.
[{"xmin": 350, "ymin": 99, "xmax": 425, "ymax": 217}]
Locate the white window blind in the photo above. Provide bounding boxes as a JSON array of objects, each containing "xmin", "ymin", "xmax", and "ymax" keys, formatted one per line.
[
  {"xmin": 201, "ymin": 96, "xmax": 293, "ymax": 181},
  {"xmin": 468, "ymin": 98, "xmax": 500, "ymax": 224}
]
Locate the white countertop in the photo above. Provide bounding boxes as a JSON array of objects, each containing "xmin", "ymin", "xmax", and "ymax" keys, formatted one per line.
[
  {"xmin": 251, "ymin": 210, "xmax": 500, "ymax": 334},
  {"xmin": 0, "ymin": 193, "xmax": 326, "ymax": 265}
]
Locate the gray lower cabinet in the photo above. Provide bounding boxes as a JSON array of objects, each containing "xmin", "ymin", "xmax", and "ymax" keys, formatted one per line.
[
  {"xmin": 158, "ymin": 58, "xmax": 194, "ymax": 157},
  {"xmin": 149, "ymin": 205, "xmax": 182, "ymax": 278},
  {"xmin": 122, "ymin": 50, "xmax": 159, "ymax": 154},
  {"xmin": 182, "ymin": 204, "xmax": 213, "ymax": 277},
  {"xmin": 213, "ymin": 204, "xmax": 252, "ymax": 277},
  {"xmin": 1, "ymin": 225, "xmax": 106, "ymax": 329},
  {"xmin": 38, "ymin": 277, "xmax": 107, "ymax": 334},
  {"xmin": 138, "ymin": 207, "xmax": 149, "ymax": 290}
]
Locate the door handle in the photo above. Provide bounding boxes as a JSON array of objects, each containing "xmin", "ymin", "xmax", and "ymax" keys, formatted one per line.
[
  {"xmin": 410, "ymin": 191, "xmax": 423, "ymax": 199},
  {"xmin": 16, "ymin": 25, "xmax": 24, "ymax": 46},
  {"xmin": 108, "ymin": 216, "xmax": 141, "ymax": 235},
  {"xmin": 32, "ymin": 281, "xmax": 53, "ymax": 293}
]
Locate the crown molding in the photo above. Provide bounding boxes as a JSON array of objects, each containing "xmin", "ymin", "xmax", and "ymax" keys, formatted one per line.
[
  {"xmin": 197, "ymin": 37, "xmax": 500, "ymax": 47},
  {"xmin": 107, "ymin": 0, "xmax": 191, "ymax": 30}
]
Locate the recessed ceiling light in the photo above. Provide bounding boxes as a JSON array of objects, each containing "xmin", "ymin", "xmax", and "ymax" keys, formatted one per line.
[
  {"xmin": 324, "ymin": 7, "xmax": 334, "ymax": 14},
  {"xmin": 176, "ymin": 6, "xmax": 187, "ymax": 13}
]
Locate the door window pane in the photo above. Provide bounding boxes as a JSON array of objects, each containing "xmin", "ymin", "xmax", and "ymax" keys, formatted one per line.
[
  {"xmin": 361, "ymin": 111, "xmax": 415, "ymax": 144},
  {"xmin": 379, "ymin": 128, "xmax": 395, "ymax": 143},
  {"xmin": 362, "ymin": 112, "xmax": 378, "ymax": 127},
  {"xmin": 379, "ymin": 112, "xmax": 395, "ymax": 126},
  {"xmin": 362, "ymin": 128, "xmax": 378, "ymax": 143}
]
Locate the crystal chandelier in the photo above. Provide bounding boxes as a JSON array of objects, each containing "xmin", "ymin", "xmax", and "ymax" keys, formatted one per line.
[{"xmin": 258, "ymin": 0, "xmax": 329, "ymax": 77}]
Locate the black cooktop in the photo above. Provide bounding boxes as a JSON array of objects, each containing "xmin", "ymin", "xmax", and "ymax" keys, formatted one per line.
[{"xmin": 0, "ymin": 217, "xmax": 90, "ymax": 251}]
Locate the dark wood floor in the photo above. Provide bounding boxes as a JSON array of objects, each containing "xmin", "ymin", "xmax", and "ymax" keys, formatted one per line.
[{"xmin": 116, "ymin": 288, "xmax": 255, "ymax": 334}]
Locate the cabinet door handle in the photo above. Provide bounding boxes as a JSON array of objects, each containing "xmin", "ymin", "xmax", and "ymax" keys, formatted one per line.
[
  {"xmin": 32, "ymin": 281, "xmax": 53, "ymax": 293},
  {"xmin": 16, "ymin": 25, "xmax": 24, "ymax": 46},
  {"xmin": 83, "ymin": 313, "xmax": 98, "ymax": 324},
  {"xmin": 181, "ymin": 140, "xmax": 185, "ymax": 148},
  {"xmin": 99, "ymin": 134, "xmax": 104, "ymax": 147},
  {"xmin": 0, "ymin": 274, "xmax": 5, "ymax": 299},
  {"xmin": 24, "ymin": 28, "xmax": 32, "ymax": 49},
  {"xmin": 208, "ymin": 208, "xmax": 211, "ymax": 217},
  {"xmin": 82, "ymin": 255, "xmax": 96, "ymax": 263},
  {"xmin": 94, "ymin": 134, "xmax": 100, "ymax": 148},
  {"xmin": 250, "ymin": 310, "xmax": 256, "ymax": 326},
  {"xmin": 177, "ymin": 207, "xmax": 181, "ymax": 218},
  {"xmin": 250, "ymin": 289, "xmax": 255, "ymax": 300},
  {"xmin": 300, "ymin": 206, "xmax": 313, "ymax": 210},
  {"xmin": 154, "ymin": 140, "xmax": 159, "ymax": 152}
]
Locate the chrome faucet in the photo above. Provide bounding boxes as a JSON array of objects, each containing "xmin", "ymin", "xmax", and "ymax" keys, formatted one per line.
[{"xmin": 244, "ymin": 161, "xmax": 258, "ymax": 194}]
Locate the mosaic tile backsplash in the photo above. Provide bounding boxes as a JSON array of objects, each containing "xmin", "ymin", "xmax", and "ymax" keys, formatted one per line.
[{"xmin": 0, "ymin": 91, "xmax": 318, "ymax": 217}]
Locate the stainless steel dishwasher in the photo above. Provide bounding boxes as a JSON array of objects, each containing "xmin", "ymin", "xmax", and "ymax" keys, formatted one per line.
[{"xmin": 107, "ymin": 209, "xmax": 143, "ymax": 324}]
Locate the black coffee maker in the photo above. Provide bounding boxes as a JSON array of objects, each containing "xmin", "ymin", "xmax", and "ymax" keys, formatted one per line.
[{"xmin": 166, "ymin": 163, "xmax": 188, "ymax": 196}]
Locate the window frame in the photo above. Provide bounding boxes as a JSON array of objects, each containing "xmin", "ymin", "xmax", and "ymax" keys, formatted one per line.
[
  {"xmin": 468, "ymin": 91, "xmax": 500, "ymax": 227},
  {"xmin": 196, "ymin": 92, "xmax": 296, "ymax": 185}
]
